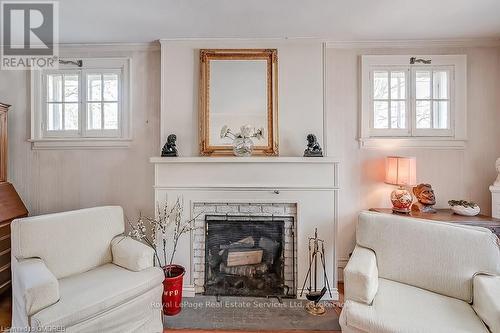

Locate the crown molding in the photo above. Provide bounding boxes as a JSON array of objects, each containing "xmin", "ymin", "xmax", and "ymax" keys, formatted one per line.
[
  {"xmin": 32, "ymin": 38, "xmax": 500, "ymax": 52},
  {"xmin": 59, "ymin": 42, "xmax": 160, "ymax": 53},
  {"xmin": 326, "ymin": 39, "xmax": 500, "ymax": 49},
  {"xmin": 157, "ymin": 37, "xmax": 500, "ymax": 49},
  {"xmin": 158, "ymin": 37, "xmax": 327, "ymax": 45}
]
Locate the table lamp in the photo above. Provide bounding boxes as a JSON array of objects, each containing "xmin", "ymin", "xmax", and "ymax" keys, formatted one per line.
[{"xmin": 385, "ymin": 156, "xmax": 416, "ymax": 214}]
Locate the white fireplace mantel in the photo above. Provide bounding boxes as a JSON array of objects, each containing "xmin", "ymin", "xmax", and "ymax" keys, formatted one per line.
[
  {"xmin": 151, "ymin": 156, "xmax": 340, "ymax": 190},
  {"xmin": 150, "ymin": 156, "xmax": 340, "ymax": 300}
]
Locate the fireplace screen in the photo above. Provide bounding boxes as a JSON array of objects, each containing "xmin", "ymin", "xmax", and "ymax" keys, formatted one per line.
[{"xmin": 204, "ymin": 215, "xmax": 295, "ymax": 298}]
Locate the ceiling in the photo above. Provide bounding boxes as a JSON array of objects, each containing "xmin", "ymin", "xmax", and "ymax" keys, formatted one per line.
[{"xmin": 57, "ymin": 0, "xmax": 500, "ymax": 43}]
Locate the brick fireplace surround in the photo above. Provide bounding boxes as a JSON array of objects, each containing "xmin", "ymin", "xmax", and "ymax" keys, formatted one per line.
[{"xmin": 192, "ymin": 202, "xmax": 297, "ymax": 294}]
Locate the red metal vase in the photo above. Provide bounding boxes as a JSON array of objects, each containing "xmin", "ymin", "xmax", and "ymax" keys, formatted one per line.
[{"xmin": 162, "ymin": 264, "xmax": 185, "ymax": 316}]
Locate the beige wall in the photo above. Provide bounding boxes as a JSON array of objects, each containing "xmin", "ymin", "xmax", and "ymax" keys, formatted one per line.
[
  {"xmin": 326, "ymin": 45, "xmax": 500, "ymax": 270},
  {"xmin": 0, "ymin": 47, "xmax": 161, "ymax": 221}
]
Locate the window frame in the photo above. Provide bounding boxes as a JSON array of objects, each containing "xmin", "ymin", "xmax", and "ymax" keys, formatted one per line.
[
  {"xmin": 42, "ymin": 69, "xmax": 82, "ymax": 138},
  {"xmin": 30, "ymin": 57, "xmax": 132, "ymax": 149},
  {"xmin": 360, "ymin": 55, "xmax": 467, "ymax": 149},
  {"xmin": 411, "ymin": 66, "xmax": 454, "ymax": 137},
  {"xmin": 369, "ymin": 66, "xmax": 411, "ymax": 137},
  {"xmin": 82, "ymin": 69, "xmax": 122, "ymax": 138}
]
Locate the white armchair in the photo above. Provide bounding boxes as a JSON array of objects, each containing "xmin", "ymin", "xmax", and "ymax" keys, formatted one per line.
[
  {"xmin": 11, "ymin": 206, "xmax": 164, "ymax": 333},
  {"xmin": 340, "ymin": 211, "xmax": 500, "ymax": 333}
]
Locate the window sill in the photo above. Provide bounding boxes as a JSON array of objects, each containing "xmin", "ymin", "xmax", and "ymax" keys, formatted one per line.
[
  {"xmin": 358, "ymin": 137, "xmax": 466, "ymax": 149},
  {"xmin": 29, "ymin": 138, "xmax": 132, "ymax": 150}
]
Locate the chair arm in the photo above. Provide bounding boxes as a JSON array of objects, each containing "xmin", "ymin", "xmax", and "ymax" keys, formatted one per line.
[
  {"xmin": 473, "ymin": 274, "xmax": 500, "ymax": 333},
  {"xmin": 111, "ymin": 236, "xmax": 155, "ymax": 271},
  {"xmin": 344, "ymin": 245, "xmax": 379, "ymax": 304},
  {"xmin": 15, "ymin": 258, "xmax": 59, "ymax": 316}
]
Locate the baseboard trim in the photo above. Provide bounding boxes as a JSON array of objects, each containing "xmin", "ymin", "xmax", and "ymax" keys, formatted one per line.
[
  {"xmin": 338, "ymin": 258, "xmax": 349, "ymax": 282},
  {"xmin": 183, "ymin": 286, "xmax": 196, "ymax": 297}
]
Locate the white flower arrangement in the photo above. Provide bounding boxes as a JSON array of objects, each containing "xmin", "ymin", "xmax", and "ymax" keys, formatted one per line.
[
  {"xmin": 128, "ymin": 197, "xmax": 201, "ymax": 277},
  {"xmin": 220, "ymin": 125, "xmax": 264, "ymax": 141}
]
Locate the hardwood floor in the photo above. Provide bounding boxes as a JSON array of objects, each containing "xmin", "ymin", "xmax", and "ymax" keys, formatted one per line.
[
  {"xmin": 0, "ymin": 284, "xmax": 344, "ymax": 332},
  {"xmin": 0, "ymin": 290, "xmax": 11, "ymax": 331}
]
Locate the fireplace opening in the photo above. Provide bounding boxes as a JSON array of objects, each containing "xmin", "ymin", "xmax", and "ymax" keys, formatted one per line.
[{"xmin": 204, "ymin": 215, "xmax": 295, "ymax": 298}]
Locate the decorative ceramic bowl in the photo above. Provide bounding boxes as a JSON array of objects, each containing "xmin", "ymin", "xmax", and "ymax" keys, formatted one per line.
[{"xmin": 451, "ymin": 205, "xmax": 480, "ymax": 216}]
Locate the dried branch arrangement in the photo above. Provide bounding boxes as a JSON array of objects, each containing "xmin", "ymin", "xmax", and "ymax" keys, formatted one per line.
[{"xmin": 129, "ymin": 197, "xmax": 201, "ymax": 277}]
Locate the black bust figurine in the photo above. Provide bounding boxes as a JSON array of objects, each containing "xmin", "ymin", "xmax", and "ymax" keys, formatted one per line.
[
  {"xmin": 303, "ymin": 134, "xmax": 323, "ymax": 157},
  {"xmin": 161, "ymin": 134, "xmax": 178, "ymax": 157}
]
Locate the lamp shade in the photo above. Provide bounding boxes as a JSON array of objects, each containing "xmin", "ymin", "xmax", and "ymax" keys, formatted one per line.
[{"xmin": 385, "ymin": 156, "xmax": 416, "ymax": 186}]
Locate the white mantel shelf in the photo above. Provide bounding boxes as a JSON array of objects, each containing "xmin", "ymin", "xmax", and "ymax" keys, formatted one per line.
[
  {"xmin": 150, "ymin": 156, "xmax": 340, "ymax": 164},
  {"xmin": 151, "ymin": 156, "xmax": 340, "ymax": 190}
]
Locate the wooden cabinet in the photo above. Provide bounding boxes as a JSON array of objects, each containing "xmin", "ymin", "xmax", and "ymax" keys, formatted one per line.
[
  {"xmin": 0, "ymin": 103, "xmax": 28, "ymax": 294},
  {"xmin": 370, "ymin": 208, "xmax": 500, "ymax": 238}
]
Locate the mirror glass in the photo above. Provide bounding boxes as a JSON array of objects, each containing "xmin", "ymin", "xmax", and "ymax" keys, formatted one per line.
[{"xmin": 209, "ymin": 60, "xmax": 268, "ymax": 146}]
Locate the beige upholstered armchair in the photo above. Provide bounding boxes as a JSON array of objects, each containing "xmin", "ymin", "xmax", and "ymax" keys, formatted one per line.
[
  {"xmin": 10, "ymin": 206, "xmax": 164, "ymax": 333},
  {"xmin": 340, "ymin": 211, "xmax": 500, "ymax": 333}
]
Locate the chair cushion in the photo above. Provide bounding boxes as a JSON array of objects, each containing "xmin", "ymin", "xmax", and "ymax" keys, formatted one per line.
[
  {"xmin": 31, "ymin": 264, "xmax": 164, "ymax": 328},
  {"xmin": 344, "ymin": 246, "xmax": 378, "ymax": 304},
  {"xmin": 12, "ymin": 206, "xmax": 125, "ymax": 279},
  {"xmin": 356, "ymin": 211, "xmax": 500, "ymax": 302},
  {"xmin": 16, "ymin": 259, "xmax": 60, "ymax": 316},
  {"xmin": 111, "ymin": 236, "xmax": 155, "ymax": 272},
  {"xmin": 341, "ymin": 278, "xmax": 489, "ymax": 333},
  {"xmin": 473, "ymin": 275, "xmax": 500, "ymax": 333}
]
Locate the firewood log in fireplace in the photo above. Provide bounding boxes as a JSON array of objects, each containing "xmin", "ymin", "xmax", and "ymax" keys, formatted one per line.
[
  {"xmin": 220, "ymin": 262, "xmax": 268, "ymax": 277},
  {"xmin": 220, "ymin": 236, "xmax": 255, "ymax": 250},
  {"xmin": 226, "ymin": 248, "xmax": 263, "ymax": 267}
]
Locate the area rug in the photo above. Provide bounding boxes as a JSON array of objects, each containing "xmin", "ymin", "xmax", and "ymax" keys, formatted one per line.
[{"xmin": 164, "ymin": 296, "xmax": 341, "ymax": 331}]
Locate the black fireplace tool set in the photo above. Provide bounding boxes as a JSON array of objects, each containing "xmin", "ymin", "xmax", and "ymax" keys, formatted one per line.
[{"xmin": 300, "ymin": 228, "xmax": 332, "ymax": 315}]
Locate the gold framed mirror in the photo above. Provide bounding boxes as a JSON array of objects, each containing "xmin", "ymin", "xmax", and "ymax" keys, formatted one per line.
[{"xmin": 199, "ymin": 49, "xmax": 278, "ymax": 156}]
